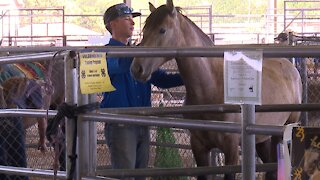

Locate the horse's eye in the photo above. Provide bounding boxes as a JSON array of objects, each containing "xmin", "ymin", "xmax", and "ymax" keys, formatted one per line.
[{"xmin": 159, "ymin": 28, "xmax": 166, "ymax": 34}]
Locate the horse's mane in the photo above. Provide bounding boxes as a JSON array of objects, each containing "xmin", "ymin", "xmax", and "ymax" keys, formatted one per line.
[
  {"xmin": 181, "ymin": 14, "xmax": 214, "ymax": 46},
  {"xmin": 143, "ymin": 5, "xmax": 214, "ymax": 46}
]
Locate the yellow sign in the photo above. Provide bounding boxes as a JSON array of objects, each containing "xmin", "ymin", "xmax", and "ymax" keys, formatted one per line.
[{"xmin": 79, "ymin": 52, "xmax": 115, "ymax": 94}]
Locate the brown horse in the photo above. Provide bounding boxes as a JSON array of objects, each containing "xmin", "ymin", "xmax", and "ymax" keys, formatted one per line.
[
  {"xmin": 130, "ymin": 1, "xmax": 302, "ymax": 179},
  {"xmin": 0, "ymin": 59, "xmax": 65, "ymax": 153},
  {"xmin": 0, "ymin": 77, "xmax": 47, "ymax": 151}
]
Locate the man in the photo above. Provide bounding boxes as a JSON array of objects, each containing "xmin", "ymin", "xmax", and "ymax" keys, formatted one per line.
[{"xmin": 101, "ymin": 3, "xmax": 184, "ymax": 180}]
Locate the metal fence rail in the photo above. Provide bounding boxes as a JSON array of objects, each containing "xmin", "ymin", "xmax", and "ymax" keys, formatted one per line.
[
  {"xmin": 1, "ymin": 101, "xmax": 320, "ymax": 178},
  {"xmin": 0, "ymin": 165, "xmax": 66, "ymax": 179},
  {"xmin": 96, "ymin": 163, "xmax": 277, "ymax": 178},
  {"xmin": 1, "ymin": 45, "xmax": 320, "ymax": 58}
]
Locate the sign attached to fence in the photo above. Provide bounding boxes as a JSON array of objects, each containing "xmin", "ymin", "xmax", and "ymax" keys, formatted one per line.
[
  {"xmin": 224, "ymin": 51, "xmax": 262, "ymax": 105},
  {"xmin": 79, "ymin": 52, "xmax": 115, "ymax": 94}
]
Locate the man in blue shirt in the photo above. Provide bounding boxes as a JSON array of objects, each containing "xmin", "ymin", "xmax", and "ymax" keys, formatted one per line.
[{"xmin": 102, "ymin": 3, "xmax": 184, "ymax": 180}]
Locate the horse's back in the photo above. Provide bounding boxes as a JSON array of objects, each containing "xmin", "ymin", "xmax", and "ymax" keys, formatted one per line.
[
  {"xmin": 262, "ymin": 58, "xmax": 302, "ymax": 104},
  {"xmin": 254, "ymin": 58, "xmax": 302, "ymax": 133}
]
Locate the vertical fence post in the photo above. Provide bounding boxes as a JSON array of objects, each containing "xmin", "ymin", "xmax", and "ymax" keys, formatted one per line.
[
  {"xmin": 209, "ymin": 6, "xmax": 212, "ymax": 34},
  {"xmin": 65, "ymin": 51, "xmax": 78, "ymax": 179},
  {"xmin": 77, "ymin": 70, "xmax": 97, "ymax": 177},
  {"xmin": 300, "ymin": 58, "xmax": 308, "ymax": 125},
  {"xmin": 77, "ymin": 92, "xmax": 89, "ymax": 178},
  {"xmin": 88, "ymin": 94, "xmax": 97, "ymax": 176},
  {"xmin": 289, "ymin": 31, "xmax": 308, "ymax": 125},
  {"xmin": 241, "ymin": 104, "xmax": 256, "ymax": 180}
]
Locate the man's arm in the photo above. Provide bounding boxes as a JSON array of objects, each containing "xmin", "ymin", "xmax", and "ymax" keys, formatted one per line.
[
  {"xmin": 149, "ymin": 69, "xmax": 184, "ymax": 88},
  {"xmin": 107, "ymin": 57, "xmax": 132, "ymax": 75}
]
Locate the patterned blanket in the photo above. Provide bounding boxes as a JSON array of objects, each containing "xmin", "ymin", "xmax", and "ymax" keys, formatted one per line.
[
  {"xmin": 0, "ymin": 62, "xmax": 46, "ymax": 84},
  {"xmin": 0, "ymin": 63, "xmax": 46, "ymax": 109}
]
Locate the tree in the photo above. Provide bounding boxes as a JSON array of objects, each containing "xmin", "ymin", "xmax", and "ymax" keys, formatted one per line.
[{"xmin": 23, "ymin": 0, "xmax": 122, "ymax": 33}]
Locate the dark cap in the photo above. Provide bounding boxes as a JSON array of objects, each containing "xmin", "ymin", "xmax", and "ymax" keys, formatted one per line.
[
  {"xmin": 274, "ymin": 33, "xmax": 288, "ymax": 42},
  {"xmin": 103, "ymin": 3, "xmax": 141, "ymax": 26}
]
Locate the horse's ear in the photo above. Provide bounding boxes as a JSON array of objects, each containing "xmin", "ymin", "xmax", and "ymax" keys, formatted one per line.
[
  {"xmin": 149, "ymin": 2, "xmax": 156, "ymax": 12},
  {"xmin": 166, "ymin": 0, "xmax": 177, "ymax": 17}
]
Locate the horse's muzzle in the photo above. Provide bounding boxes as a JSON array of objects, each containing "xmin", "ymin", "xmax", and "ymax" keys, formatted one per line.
[{"xmin": 130, "ymin": 62, "xmax": 150, "ymax": 82}]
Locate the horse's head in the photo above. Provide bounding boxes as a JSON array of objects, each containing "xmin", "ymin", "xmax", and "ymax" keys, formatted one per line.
[
  {"xmin": 2, "ymin": 77, "xmax": 43, "ymax": 109},
  {"xmin": 131, "ymin": 0, "xmax": 182, "ymax": 82}
]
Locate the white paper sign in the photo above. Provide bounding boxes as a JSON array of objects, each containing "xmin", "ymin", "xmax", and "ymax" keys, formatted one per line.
[{"xmin": 224, "ymin": 51, "xmax": 262, "ymax": 105}]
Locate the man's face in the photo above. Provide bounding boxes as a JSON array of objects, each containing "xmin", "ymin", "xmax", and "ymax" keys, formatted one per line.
[{"xmin": 110, "ymin": 14, "xmax": 135, "ymax": 38}]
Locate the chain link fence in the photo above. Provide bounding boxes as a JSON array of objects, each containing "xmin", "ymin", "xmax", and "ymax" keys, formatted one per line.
[
  {"xmin": 0, "ymin": 59, "xmax": 54, "ymax": 179},
  {"xmin": 290, "ymin": 34, "xmax": 320, "ymax": 127},
  {"xmin": 2, "ymin": 46, "xmax": 319, "ymax": 179},
  {"xmin": 2, "ymin": 48, "xmax": 319, "ymax": 179}
]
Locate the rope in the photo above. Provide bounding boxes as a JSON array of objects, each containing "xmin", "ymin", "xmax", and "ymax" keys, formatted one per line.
[
  {"xmin": 46, "ymin": 102, "xmax": 100, "ymax": 180},
  {"xmin": 43, "ymin": 50, "xmax": 65, "ymax": 118}
]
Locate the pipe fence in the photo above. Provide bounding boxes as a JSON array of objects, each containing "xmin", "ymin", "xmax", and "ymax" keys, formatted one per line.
[{"xmin": 0, "ymin": 46, "xmax": 320, "ymax": 179}]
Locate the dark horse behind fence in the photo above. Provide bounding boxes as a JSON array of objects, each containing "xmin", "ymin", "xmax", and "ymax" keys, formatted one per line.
[
  {"xmin": 0, "ymin": 77, "xmax": 43, "ymax": 180},
  {"xmin": 0, "ymin": 58, "xmax": 65, "ymax": 149},
  {"xmin": 130, "ymin": 1, "xmax": 302, "ymax": 179},
  {"xmin": 0, "ymin": 55, "xmax": 66, "ymax": 177}
]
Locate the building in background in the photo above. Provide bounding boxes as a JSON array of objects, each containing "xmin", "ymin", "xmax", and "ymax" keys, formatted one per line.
[{"xmin": 0, "ymin": 0, "xmax": 24, "ymax": 44}]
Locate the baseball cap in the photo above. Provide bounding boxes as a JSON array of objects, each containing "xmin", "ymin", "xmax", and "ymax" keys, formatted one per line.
[{"xmin": 103, "ymin": 3, "xmax": 141, "ymax": 26}]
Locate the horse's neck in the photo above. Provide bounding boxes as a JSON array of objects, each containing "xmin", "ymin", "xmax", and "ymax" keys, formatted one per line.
[
  {"xmin": 176, "ymin": 57, "xmax": 224, "ymax": 105},
  {"xmin": 179, "ymin": 14, "xmax": 214, "ymax": 47},
  {"xmin": 177, "ymin": 16, "xmax": 223, "ymax": 104}
]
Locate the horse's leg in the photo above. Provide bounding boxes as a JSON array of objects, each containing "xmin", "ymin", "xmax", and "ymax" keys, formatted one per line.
[
  {"xmin": 256, "ymin": 138, "xmax": 278, "ymax": 180},
  {"xmin": 190, "ymin": 134, "xmax": 210, "ymax": 180},
  {"xmin": 256, "ymin": 136, "xmax": 280, "ymax": 180},
  {"xmin": 220, "ymin": 134, "xmax": 239, "ymax": 180},
  {"xmin": 37, "ymin": 117, "xmax": 47, "ymax": 152},
  {"xmin": 23, "ymin": 117, "xmax": 47, "ymax": 153},
  {"xmin": 256, "ymin": 138, "xmax": 271, "ymax": 163}
]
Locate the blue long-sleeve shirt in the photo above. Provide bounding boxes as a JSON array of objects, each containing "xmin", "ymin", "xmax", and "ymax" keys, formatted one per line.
[{"xmin": 100, "ymin": 38, "xmax": 183, "ymax": 108}]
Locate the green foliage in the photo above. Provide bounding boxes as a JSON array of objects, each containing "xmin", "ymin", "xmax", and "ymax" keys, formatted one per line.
[
  {"xmin": 21, "ymin": 0, "xmax": 320, "ymax": 42},
  {"xmin": 23, "ymin": 0, "xmax": 122, "ymax": 33},
  {"xmin": 20, "ymin": 0, "xmax": 275, "ymax": 30},
  {"xmin": 23, "ymin": 0, "xmax": 272, "ymax": 15},
  {"xmin": 283, "ymin": 1, "xmax": 320, "ymax": 16},
  {"xmin": 23, "ymin": 0, "xmax": 320, "ymax": 17},
  {"xmin": 153, "ymin": 127, "xmax": 187, "ymax": 180},
  {"xmin": 153, "ymin": 101, "xmax": 186, "ymax": 180},
  {"xmin": 154, "ymin": 127, "xmax": 182, "ymax": 167},
  {"xmin": 24, "ymin": 0, "xmax": 67, "ymax": 8},
  {"xmin": 210, "ymin": 0, "xmax": 268, "ymax": 15}
]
